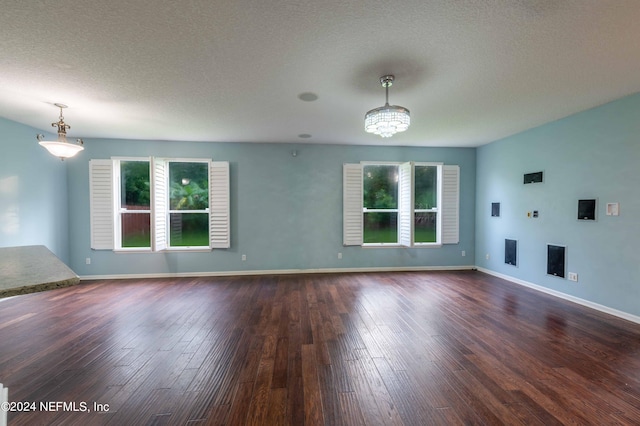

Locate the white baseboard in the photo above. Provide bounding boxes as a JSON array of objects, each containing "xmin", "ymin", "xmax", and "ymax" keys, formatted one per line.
[
  {"xmin": 79, "ymin": 265, "xmax": 640, "ymax": 325},
  {"xmin": 79, "ymin": 265, "xmax": 475, "ymax": 281},
  {"xmin": 477, "ymin": 267, "xmax": 640, "ymax": 325}
]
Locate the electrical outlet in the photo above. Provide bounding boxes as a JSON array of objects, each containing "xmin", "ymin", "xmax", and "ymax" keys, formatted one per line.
[
  {"xmin": 241, "ymin": 254, "xmax": 246, "ymax": 261},
  {"xmin": 486, "ymin": 253, "xmax": 490, "ymax": 260},
  {"xmin": 338, "ymin": 252, "xmax": 342, "ymax": 259},
  {"xmin": 85, "ymin": 257, "xmax": 91, "ymax": 265},
  {"xmin": 461, "ymin": 250, "xmax": 466, "ymax": 257},
  {"xmin": 568, "ymin": 272, "xmax": 578, "ymax": 282}
]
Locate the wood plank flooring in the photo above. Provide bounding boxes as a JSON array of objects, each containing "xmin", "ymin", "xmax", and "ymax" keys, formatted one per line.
[{"xmin": 0, "ymin": 270, "xmax": 639, "ymax": 425}]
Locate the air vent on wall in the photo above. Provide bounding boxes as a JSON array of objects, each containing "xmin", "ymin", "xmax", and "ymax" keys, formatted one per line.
[
  {"xmin": 491, "ymin": 202, "xmax": 500, "ymax": 217},
  {"xmin": 505, "ymin": 239, "xmax": 517, "ymax": 266},
  {"xmin": 523, "ymin": 171, "xmax": 543, "ymax": 184},
  {"xmin": 547, "ymin": 244, "xmax": 566, "ymax": 278}
]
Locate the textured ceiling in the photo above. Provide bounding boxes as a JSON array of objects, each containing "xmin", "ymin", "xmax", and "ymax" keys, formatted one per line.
[{"xmin": 1, "ymin": 0, "xmax": 639, "ymax": 147}]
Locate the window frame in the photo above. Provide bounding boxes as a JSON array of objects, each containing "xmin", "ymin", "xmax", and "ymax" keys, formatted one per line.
[
  {"xmin": 114, "ymin": 157, "xmax": 152, "ymax": 252},
  {"xmin": 413, "ymin": 162, "xmax": 442, "ymax": 247},
  {"xmin": 362, "ymin": 162, "xmax": 400, "ymax": 246},
  {"xmin": 166, "ymin": 159, "xmax": 211, "ymax": 250}
]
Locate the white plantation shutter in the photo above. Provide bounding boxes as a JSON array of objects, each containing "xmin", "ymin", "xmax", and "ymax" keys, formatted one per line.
[
  {"xmin": 442, "ymin": 165, "xmax": 460, "ymax": 244},
  {"xmin": 89, "ymin": 159, "xmax": 114, "ymax": 250},
  {"xmin": 343, "ymin": 163, "xmax": 363, "ymax": 246},
  {"xmin": 151, "ymin": 158, "xmax": 167, "ymax": 251},
  {"xmin": 398, "ymin": 162, "xmax": 414, "ymax": 247},
  {"xmin": 209, "ymin": 161, "xmax": 230, "ymax": 248}
]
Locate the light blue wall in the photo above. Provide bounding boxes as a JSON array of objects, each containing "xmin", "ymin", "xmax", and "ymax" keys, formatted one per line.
[
  {"xmin": 0, "ymin": 118, "xmax": 70, "ymax": 263},
  {"xmin": 66, "ymin": 140, "xmax": 475, "ymax": 276},
  {"xmin": 3, "ymin": 91, "xmax": 638, "ymax": 318},
  {"xmin": 476, "ymin": 93, "xmax": 640, "ymax": 317}
]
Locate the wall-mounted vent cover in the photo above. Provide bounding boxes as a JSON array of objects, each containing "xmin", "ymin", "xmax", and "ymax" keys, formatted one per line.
[
  {"xmin": 547, "ymin": 244, "xmax": 566, "ymax": 278},
  {"xmin": 505, "ymin": 239, "xmax": 517, "ymax": 266},
  {"xmin": 491, "ymin": 202, "xmax": 500, "ymax": 217},
  {"xmin": 578, "ymin": 199, "xmax": 596, "ymax": 220},
  {"xmin": 524, "ymin": 171, "xmax": 543, "ymax": 184}
]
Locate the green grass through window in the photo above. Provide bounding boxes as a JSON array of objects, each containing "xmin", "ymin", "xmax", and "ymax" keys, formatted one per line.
[
  {"xmin": 122, "ymin": 232, "xmax": 150, "ymax": 248},
  {"xmin": 170, "ymin": 229, "xmax": 209, "ymax": 247},
  {"xmin": 363, "ymin": 229, "xmax": 436, "ymax": 244},
  {"xmin": 122, "ymin": 230, "xmax": 209, "ymax": 248}
]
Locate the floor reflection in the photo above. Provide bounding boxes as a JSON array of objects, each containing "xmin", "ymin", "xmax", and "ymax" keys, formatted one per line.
[
  {"xmin": 545, "ymin": 312, "xmax": 567, "ymax": 338},
  {"xmin": 503, "ymin": 294, "xmax": 518, "ymax": 316}
]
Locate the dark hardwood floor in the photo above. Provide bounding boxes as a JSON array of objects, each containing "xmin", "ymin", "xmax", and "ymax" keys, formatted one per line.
[{"xmin": 0, "ymin": 270, "xmax": 639, "ymax": 425}]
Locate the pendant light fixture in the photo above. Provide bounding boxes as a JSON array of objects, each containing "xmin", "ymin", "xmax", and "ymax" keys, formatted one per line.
[
  {"xmin": 36, "ymin": 103, "xmax": 84, "ymax": 160},
  {"xmin": 364, "ymin": 75, "xmax": 410, "ymax": 138}
]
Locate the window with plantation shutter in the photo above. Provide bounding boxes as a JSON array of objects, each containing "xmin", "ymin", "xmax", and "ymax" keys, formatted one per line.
[
  {"xmin": 442, "ymin": 165, "xmax": 460, "ymax": 244},
  {"xmin": 414, "ymin": 163, "xmax": 441, "ymax": 245},
  {"xmin": 209, "ymin": 161, "xmax": 230, "ymax": 248},
  {"xmin": 151, "ymin": 157, "xmax": 167, "ymax": 251},
  {"xmin": 89, "ymin": 159, "xmax": 114, "ymax": 250},
  {"xmin": 116, "ymin": 159, "xmax": 151, "ymax": 249},
  {"xmin": 398, "ymin": 162, "xmax": 414, "ymax": 247},
  {"xmin": 343, "ymin": 161, "xmax": 459, "ymax": 247},
  {"xmin": 167, "ymin": 160, "xmax": 210, "ymax": 248},
  {"xmin": 89, "ymin": 157, "xmax": 230, "ymax": 252},
  {"xmin": 343, "ymin": 163, "xmax": 363, "ymax": 246}
]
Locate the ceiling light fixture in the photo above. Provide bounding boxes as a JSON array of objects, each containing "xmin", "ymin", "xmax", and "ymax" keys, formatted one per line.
[
  {"xmin": 364, "ymin": 75, "xmax": 410, "ymax": 138},
  {"xmin": 36, "ymin": 103, "xmax": 84, "ymax": 160}
]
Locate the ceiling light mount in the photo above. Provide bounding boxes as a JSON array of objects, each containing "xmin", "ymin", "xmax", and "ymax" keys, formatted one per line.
[
  {"xmin": 380, "ymin": 75, "xmax": 394, "ymax": 89},
  {"xmin": 365, "ymin": 74, "xmax": 410, "ymax": 138},
  {"xmin": 37, "ymin": 103, "xmax": 84, "ymax": 160}
]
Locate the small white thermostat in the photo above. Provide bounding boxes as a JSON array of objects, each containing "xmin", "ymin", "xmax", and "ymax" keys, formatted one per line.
[{"xmin": 606, "ymin": 203, "xmax": 619, "ymax": 216}]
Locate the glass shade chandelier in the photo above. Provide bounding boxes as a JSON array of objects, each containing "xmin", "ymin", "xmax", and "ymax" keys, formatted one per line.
[
  {"xmin": 364, "ymin": 75, "xmax": 410, "ymax": 138},
  {"xmin": 37, "ymin": 103, "xmax": 84, "ymax": 160}
]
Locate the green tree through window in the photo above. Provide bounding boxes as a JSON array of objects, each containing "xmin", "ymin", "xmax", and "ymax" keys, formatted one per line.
[
  {"xmin": 363, "ymin": 165, "xmax": 398, "ymax": 243},
  {"xmin": 169, "ymin": 162, "xmax": 209, "ymax": 247},
  {"xmin": 122, "ymin": 161, "xmax": 150, "ymax": 207},
  {"xmin": 414, "ymin": 165, "xmax": 437, "ymax": 243},
  {"xmin": 120, "ymin": 161, "xmax": 151, "ymax": 248}
]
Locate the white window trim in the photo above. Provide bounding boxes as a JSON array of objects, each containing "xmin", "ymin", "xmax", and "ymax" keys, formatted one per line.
[
  {"xmin": 360, "ymin": 161, "xmax": 403, "ymax": 166},
  {"xmin": 412, "ymin": 206, "xmax": 441, "ymax": 248},
  {"xmin": 165, "ymin": 159, "xmax": 211, "ymax": 250},
  {"xmin": 113, "ymin": 158, "xmax": 152, "ymax": 252},
  {"xmin": 413, "ymin": 162, "xmax": 443, "ymax": 247},
  {"xmin": 362, "ymin": 162, "xmax": 401, "ymax": 247}
]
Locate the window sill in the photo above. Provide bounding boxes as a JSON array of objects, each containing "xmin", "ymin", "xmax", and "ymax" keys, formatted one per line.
[
  {"xmin": 163, "ymin": 248, "xmax": 212, "ymax": 253},
  {"xmin": 362, "ymin": 243, "xmax": 443, "ymax": 248},
  {"xmin": 114, "ymin": 248, "xmax": 213, "ymax": 254}
]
